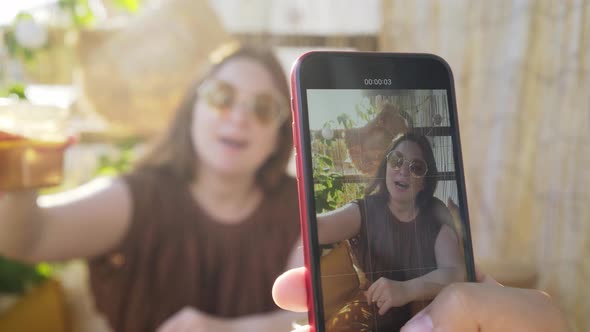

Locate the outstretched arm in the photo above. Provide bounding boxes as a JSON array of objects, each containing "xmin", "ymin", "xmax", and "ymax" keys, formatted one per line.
[
  {"xmin": 0, "ymin": 177, "xmax": 132, "ymax": 262},
  {"xmin": 316, "ymin": 203, "xmax": 362, "ymax": 245}
]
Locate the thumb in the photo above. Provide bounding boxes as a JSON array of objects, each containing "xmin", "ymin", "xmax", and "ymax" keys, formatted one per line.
[
  {"xmin": 401, "ymin": 282, "xmax": 568, "ymax": 332},
  {"xmin": 272, "ymin": 267, "xmax": 308, "ymax": 312}
]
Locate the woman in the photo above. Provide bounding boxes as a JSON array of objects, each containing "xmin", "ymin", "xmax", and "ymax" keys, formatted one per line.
[
  {"xmin": 0, "ymin": 43, "xmax": 303, "ymax": 331},
  {"xmin": 318, "ymin": 132, "xmax": 465, "ymax": 331}
]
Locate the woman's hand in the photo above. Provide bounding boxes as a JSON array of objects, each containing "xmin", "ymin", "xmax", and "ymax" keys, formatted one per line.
[
  {"xmin": 157, "ymin": 307, "xmax": 229, "ymax": 332},
  {"xmin": 365, "ymin": 277, "xmax": 411, "ymax": 315},
  {"xmin": 401, "ymin": 273, "xmax": 568, "ymax": 332},
  {"xmin": 273, "ymin": 267, "xmax": 569, "ymax": 332}
]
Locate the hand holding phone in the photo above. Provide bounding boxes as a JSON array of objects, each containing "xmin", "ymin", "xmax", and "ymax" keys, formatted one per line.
[
  {"xmin": 272, "ymin": 267, "xmax": 569, "ymax": 332},
  {"xmin": 290, "ymin": 51, "xmax": 476, "ymax": 332}
]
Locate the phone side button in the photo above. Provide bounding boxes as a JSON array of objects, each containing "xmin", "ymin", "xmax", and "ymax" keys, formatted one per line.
[
  {"xmin": 293, "ymin": 152, "xmax": 299, "ymax": 181},
  {"xmin": 291, "ymin": 122, "xmax": 298, "ymax": 150}
]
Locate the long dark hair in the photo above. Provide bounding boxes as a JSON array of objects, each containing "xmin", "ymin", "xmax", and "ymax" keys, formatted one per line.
[
  {"xmin": 134, "ymin": 42, "xmax": 292, "ymax": 192},
  {"xmin": 365, "ymin": 132, "xmax": 438, "ymax": 208}
]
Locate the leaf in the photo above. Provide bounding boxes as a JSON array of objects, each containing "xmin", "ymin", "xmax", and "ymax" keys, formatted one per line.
[
  {"xmin": 0, "ymin": 257, "xmax": 49, "ymax": 294},
  {"xmin": 113, "ymin": 0, "xmax": 142, "ymax": 13},
  {"xmin": 318, "ymin": 155, "xmax": 334, "ymax": 168}
]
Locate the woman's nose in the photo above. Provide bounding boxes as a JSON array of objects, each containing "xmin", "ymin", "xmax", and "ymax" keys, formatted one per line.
[
  {"xmin": 399, "ymin": 162, "xmax": 411, "ymax": 176},
  {"xmin": 227, "ymin": 99, "xmax": 251, "ymax": 124}
]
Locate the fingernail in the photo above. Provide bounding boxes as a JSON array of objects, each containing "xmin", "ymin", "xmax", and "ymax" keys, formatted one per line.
[{"xmin": 402, "ymin": 313, "xmax": 434, "ymax": 332}]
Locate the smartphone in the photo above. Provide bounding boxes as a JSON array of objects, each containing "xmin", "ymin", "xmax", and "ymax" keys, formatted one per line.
[{"xmin": 290, "ymin": 52, "xmax": 476, "ymax": 332}]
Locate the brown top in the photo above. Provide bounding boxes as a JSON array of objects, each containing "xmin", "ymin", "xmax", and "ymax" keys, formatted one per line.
[
  {"xmin": 88, "ymin": 168, "xmax": 300, "ymax": 332},
  {"xmin": 351, "ymin": 195, "xmax": 443, "ymax": 331}
]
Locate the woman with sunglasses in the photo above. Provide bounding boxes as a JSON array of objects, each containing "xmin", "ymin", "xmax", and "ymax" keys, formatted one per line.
[
  {"xmin": 317, "ymin": 132, "xmax": 465, "ymax": 331},
  {"xmin": 0, "ymin": 43, "xmax": 304, "ymax": 331}
]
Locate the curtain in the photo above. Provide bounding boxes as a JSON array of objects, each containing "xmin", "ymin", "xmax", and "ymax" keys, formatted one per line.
[{"xmin": 380, "ymin": 0, "xmax": 590, "ymax": 330}]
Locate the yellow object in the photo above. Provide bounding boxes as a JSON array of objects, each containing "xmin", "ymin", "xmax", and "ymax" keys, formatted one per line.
[
  {"xmin": 320, "ymin": 240, "xmax": 365, "ymax": 319},
  {"xmin": 0, "ymin": 279, "xmax": 69, "ymax": 332},
  {"xmin": 320, "ymin": 241, "xmax": 374, "ymax": 331},
  {"xmin": 0, "ymin": 139, "xmax": 67, "ymax": 191}
]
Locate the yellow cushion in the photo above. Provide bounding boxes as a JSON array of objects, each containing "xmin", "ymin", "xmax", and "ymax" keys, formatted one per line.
[
  {"xmin": 0, "ymin": 279, "xmax": 69, "ymax": 332},
  {"xmin": 320, "ymin": 240, "xmax": 361, "ymax": 319}
]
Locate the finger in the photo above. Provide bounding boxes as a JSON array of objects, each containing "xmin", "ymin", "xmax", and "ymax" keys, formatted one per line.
[
  {"xmin": 272, "ymin": 267, "xmax": 308, "ymax": 312},
  {"xmin": 366, "ymin": 283, "xmax": 376, "ymax": 303},
  {"xmin": 371, "ymin": 285, "xmax": 384, "ymax": 304},
  {"xmin": 378, "ymin": 299, "xmax": 393, "ymax": 316},
  {"xmin": 155, "ymin": 320, "xmax": 174, "ymax": 332},
  {"xmin": 401, "ymin": 282, "xmax": 569, "ymax": 332},
  {"xmin": 374, "ymin": 285, "xmax": 389, "ymax": 306},
  {"xmin": 292, "ymin": 326, "xmax": 311, "ymax": 332},
  {"xmin": 157, "ymin": 313, "xmax": 194, "ymax": 332},
  {"xmin": 403, "ymin": 307, "xmax": 430, "ymax": 327},
  {"xmin": 364, "ymin": 290, "xmax": 371, "ymax": 303},
  {"xmin": 156, "ymin": 313, "xmax": 179, "ymax": 332},
  {"xmin": 366, "ymin": 278, "xmax": 383, "ymax": 302}
]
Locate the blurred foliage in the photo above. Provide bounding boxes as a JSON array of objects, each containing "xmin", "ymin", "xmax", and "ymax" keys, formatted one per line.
[
  {"xmin": 94, "ymin": 139, "xmax": 139, "ymax": 176},
  {"xmin": 311, "ymin": 97, "xmax": 380, "ymax": 213},
  {"xmin": 112, "ymin": 0, "xmax": 143, "ymax": 13},
  {"xmin": 58, "ymin": 0, "xmax": 96, "ymax": 27},
  {"xmin": 313, "ymin": 153, "xmax": 344, "ymax": 213},
  {"xmin": 3, "ymin": 13, "xmax": 47, "ymax": 64},
  {"xmin": 1, "ymin": 0, "xmax": 145, "ymax": 65},
  {"xmin": 58, "ymin": 0, "xmax": 144, "ymax": 27},
  {"xmin": 0, "ymin": 83, "xmax": 27, "ymax": 100},
  {"xmin": 0, "ymin": 257, "xmax": 52, "ymax": 294},
  {"xmin": 336, "ymin": 113, "xmax": 355, "ymax": 129},
  {"xmin": 355, "ymin": 97, "xmax": 377, "ymax": 123}
]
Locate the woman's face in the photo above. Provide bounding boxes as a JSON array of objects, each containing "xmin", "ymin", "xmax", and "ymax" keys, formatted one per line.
[
  {"xmin": 191, "ymin": 57, "xmax": 285, "ymax": 179},
  {"xmin": 386, "ymin": 140, "xmax": 426, "ymax": 204}
]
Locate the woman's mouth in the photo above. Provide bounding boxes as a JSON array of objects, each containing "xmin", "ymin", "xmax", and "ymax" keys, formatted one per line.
[
  {"xmin": 219, "ymin": 137, "xmax": 248, "ymax": 150},
  {"xmin": 394, "ymin": 181, "xmax": 410, "ymax": 190}
]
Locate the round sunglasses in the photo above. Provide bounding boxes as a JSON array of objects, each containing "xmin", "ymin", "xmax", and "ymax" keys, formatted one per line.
[
  {"xmin": 198, "ymin": 80, "xmax": 288, "ymax": 126},
  {"xmin": 386, "ymin": 150, "xmax": 429, "ymax": 178}
]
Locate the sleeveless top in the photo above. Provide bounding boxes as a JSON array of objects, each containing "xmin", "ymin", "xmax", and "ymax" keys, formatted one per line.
[
  {"xmin": 351, "ymin": 195, "xmax": 443, "ymax": 331},
  {"xmin": 87, "ymin": 168, "xmax": 301, "ymax": 332}
]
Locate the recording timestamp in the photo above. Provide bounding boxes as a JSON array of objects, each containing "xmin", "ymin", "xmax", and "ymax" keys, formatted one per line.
[{"xmin": 363, "ymin": 78, "xmax": 392, "ymax": 85}]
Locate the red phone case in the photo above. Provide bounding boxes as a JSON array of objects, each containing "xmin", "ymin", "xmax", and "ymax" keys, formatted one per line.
[{"xmin": 290, "ymin": 51, "xmax": 318, "ymax": 332}]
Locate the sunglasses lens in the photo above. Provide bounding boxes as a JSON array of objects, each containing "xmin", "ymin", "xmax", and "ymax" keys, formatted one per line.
[
  {"xmin": 410, "ymin": 161, "xmax": 428, "ymax": 177},
  {"xmin": 387, "ymin": 150, "xmax": 428, "ymax": 177},
  {"xmin": 204, "ymin": 81, "xmax": 234, "ymax": 112},
  {"xmin": 252, "ymin": 94, "xmax": 279, "ymax": 125},
  {"xmin": 387, "ymin": 151, "xmax": 404, "ymax": 169},
  {"xmin": 201, "ymin": 80, "xmax": 286, "ymax": 126}
]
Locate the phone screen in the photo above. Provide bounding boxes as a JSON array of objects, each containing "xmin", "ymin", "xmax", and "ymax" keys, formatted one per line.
[{"xmin": 292, "ymin": 53, "xmax": 475, "ymax": 332}]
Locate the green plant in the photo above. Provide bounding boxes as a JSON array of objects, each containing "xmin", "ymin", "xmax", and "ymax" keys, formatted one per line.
[
  {"xmin": 0, "ymin": 83, "xmax": 27, "ymax": 100},
  {"xmin": 311, "ymin": 98, "xmax": 381, "ymax": 213},
  {"xmin": 58, "ymin": 0, "xmax": 144, "ymax": 27},
  {"xmin": 0, "ymin": 257, "xmax": 52, "ymax": 294},
  {"xmin": 355, "ymin": 98, "xmax": 377, "ymax": 123},
  {"xmin": 1, "ymin": 0, "xmax": 146, "ymax": 70},
  {"xmin": 94, "ymin": 140, "xmax": 139, "ymax": 176},
  {"xmin": 313, "ymin": 153, "xmax": 345, "ymax": 213}
]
